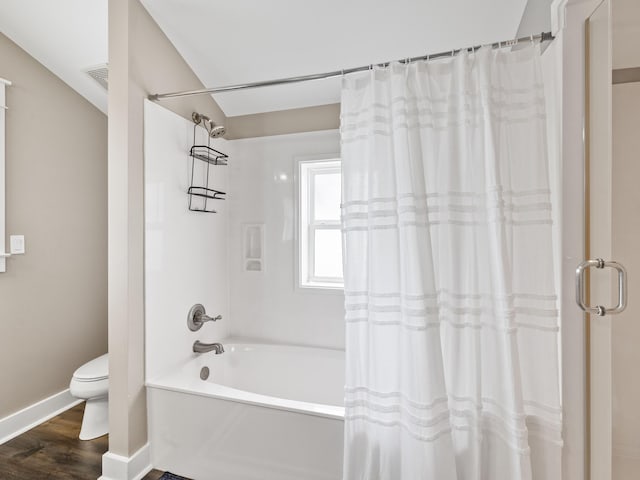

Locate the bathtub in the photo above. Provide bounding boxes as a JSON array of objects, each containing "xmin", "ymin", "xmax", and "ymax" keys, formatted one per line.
[{"xmin": 147, "ymin": 342, "xmax": 345, "ymax": 480}]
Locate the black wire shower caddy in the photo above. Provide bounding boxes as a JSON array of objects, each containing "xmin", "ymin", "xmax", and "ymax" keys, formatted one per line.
[{"xmin": 188, "ymin": 116, "xmax": 228, "ymax": 213}]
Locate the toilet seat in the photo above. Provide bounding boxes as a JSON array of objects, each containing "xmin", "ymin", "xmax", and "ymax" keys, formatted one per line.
[
  {"xmin": 72, "ymin": 353, "xmax": 108, "ymax": 382},
  {"xmin": 70, "ymin": 353, "xmax": 109, "ymax": 400},
  {"xmin": 70, "ymin": 377, "xmax": 108, "ymax": 399}
]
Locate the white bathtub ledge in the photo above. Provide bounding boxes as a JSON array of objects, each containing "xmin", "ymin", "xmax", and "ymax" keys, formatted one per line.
[
  {"xmin": 146, "ymin": 379, "xmax": 345, "ymax": 421},
  {"xmin": 145, "ymin": 342, "xmax": 346, "ymax": 421}
]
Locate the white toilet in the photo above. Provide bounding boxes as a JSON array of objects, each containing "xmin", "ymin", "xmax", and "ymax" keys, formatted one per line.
[{"xmin": 69, "ymin": 353, "xmax": 109, "ymax": 440}]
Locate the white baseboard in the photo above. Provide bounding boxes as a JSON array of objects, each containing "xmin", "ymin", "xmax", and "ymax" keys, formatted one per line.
[
  {"xmin": 100, "ymin": 443, "xmax": 152, "ymax": 480},
  {"xmin": 0, "ymin": 389, "xmax": 82, "ymax": 445}
]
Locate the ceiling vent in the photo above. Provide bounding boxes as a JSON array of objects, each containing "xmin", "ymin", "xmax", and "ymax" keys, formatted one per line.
[{"xmin": 85, "ymin": 64, "xmax": 108, "ymax": 90}]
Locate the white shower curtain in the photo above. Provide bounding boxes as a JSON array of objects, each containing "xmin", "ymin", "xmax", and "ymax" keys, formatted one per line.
[{"xmin": 340, "ymin": 45, "xmax": 562, "ymax": 480}]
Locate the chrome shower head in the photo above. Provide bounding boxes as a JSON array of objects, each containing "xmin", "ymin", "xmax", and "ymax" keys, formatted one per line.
[
  {"xmin": 208, "ymin": 124, "xmax": 226, "ymax": 138},
  {"xmin": 193, "ymin": 112, "xmax": 226, "ymax": 138}
]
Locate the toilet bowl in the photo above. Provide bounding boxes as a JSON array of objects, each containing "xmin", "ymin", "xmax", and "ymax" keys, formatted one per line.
[{"xmin": 69, "ymin": 353, "xmax": 108, "ymax": 440}]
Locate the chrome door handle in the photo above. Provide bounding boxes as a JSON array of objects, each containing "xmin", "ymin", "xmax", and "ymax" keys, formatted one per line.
[{"xmin": 576, "ymin": 258, "xmax": 627, "ymax": 316}]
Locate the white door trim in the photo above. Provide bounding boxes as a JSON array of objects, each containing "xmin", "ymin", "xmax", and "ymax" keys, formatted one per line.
[
  {"xmin": 556, "ymin": 1, "xmax": 609, "ymax": 479},
  {"xmin": 586, "ymin": 1, "xmax": 613, "ymax": 479}
]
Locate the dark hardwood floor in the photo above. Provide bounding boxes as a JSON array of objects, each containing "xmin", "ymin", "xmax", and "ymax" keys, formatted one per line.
[{"xmin": 0, "ymin": 403, "xmax": 165, "ymax": 480}]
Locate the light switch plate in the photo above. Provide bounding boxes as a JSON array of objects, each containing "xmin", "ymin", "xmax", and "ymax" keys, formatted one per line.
[{"xmin": 10, "ymin": 235, "xmax": 25, "ymax": 254}]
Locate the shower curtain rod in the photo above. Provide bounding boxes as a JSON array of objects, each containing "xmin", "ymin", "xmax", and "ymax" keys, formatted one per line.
[{"xmin": 149, "ymin": 31, "xmax": 554, "ymax": 101}]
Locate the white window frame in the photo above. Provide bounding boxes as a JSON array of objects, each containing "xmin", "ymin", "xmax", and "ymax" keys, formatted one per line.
[{"xmin": 297, "ymin": 156, "xmax": 343, "ymax": 291}]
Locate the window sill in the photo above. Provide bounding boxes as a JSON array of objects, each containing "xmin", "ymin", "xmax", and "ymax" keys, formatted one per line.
[{"xmin": 297, "ymin": 284, "xmax": 344, "ymax": 295}]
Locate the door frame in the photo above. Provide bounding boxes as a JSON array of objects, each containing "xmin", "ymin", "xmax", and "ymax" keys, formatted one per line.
[
  {"xmin": 585, "ymin": 2, "xmax": 613, "ymax": 479},
  {"xmin": 553, "ymin": 0, "xmax": 609, "ymax": 479}
]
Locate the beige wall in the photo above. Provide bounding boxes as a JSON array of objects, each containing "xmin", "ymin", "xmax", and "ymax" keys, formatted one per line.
[
  {"xmin": 611, "ymin": 1, "xmax": 640, "ymax": 476},
  {"xmin": 611, "ymin": 81, "xmax": 640, "ymax": 480},
  {"xmin": 226, "ymin": 103, "xmax": 339, "ymax": 139},
  {"xmin": 107, "ymin": 0, "xmax": 224, "ymax": 457},
  {"xmin": 0, "ymin": 33, "xmax": 108, "ymax": 419},
  {"xmin": 613, "ymin": 0, "xmax": 640, "ymax": 69}
]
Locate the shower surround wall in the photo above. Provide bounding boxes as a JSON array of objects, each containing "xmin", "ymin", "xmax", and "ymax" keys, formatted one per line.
[
  {"xmin": 227, "ymin": 130, "xmax": 345, "ymax": 350},
  {"xmin": 144, "ymin": 108, "xmax": 344, "ymax": 478},
  {"xmin": 144, "ymin": 100, "xmax": 230, "ymax": 382},
  {"xmin": 144, "ymin": 109, "xmax": 344, "ymax": 380}
]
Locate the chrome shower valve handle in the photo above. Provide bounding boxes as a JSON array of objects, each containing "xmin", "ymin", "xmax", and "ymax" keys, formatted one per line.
[{"xmin": 187, "ymin": 304, "xmax": 222, "ymax": 331}]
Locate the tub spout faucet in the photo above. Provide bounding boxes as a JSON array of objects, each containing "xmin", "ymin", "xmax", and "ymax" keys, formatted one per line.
[{"xmin": 193, "ymin": 341, "xmax": 225, "ymax": 354}]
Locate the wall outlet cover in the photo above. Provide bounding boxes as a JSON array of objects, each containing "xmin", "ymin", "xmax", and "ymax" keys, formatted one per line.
[{"xmin": 10, "ymin": 235, "xmax": 25, "ymax": 254}]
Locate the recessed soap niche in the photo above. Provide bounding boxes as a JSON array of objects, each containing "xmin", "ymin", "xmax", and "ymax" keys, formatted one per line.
[{"xmin": 242, "ymin": 223, "xmax": 264, "ymax": 272}]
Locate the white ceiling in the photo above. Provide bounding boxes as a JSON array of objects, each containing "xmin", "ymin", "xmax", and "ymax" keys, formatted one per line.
[
  {"xmin": 0, "ymin": 0, "xmax": 108, "ymax": 113},
  {"xmin": 142, "ymin": 0, "xmax": 529, "ymax": 116},
  {"xmin": 0, "ymin": 0, "xmax": 530, "ymax": 118}
]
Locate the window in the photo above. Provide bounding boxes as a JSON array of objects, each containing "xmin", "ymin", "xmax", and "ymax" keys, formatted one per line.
[{"xmin": 298, "ymin": 158, "xmax": 343, "ymax": 289}]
